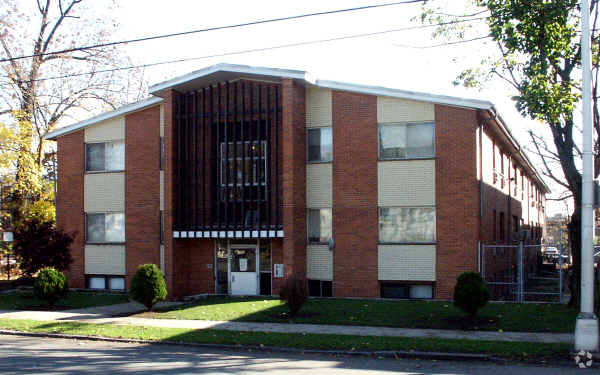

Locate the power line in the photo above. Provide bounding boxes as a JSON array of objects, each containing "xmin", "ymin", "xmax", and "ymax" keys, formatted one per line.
[
  {"xmin": 5, "ymin": 17, "xmax": 487, "ymax": 85},
  {"xmin": 0, "ymin": 0, "xmax": 426, "ymax": 63},
  {"xmin": 393, "ymin": 35, "xmax": 492, "ymax": 49}
]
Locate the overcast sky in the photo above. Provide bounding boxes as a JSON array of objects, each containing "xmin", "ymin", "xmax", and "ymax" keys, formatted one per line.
[{"xmin": 99, "ymin": 1, "xmax": 575, "ymax": 215}]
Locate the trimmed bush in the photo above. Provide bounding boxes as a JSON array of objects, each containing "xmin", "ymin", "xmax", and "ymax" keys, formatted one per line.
[
  {"xmin": 279, "ymin": 274, "xmax": 307, "ymax": 317},
  {"xmin": 33, "ymin": 267, "xmax": 69, "ymax": 306},
  {"xmin": 130, "ymin": 264, "xmax": 167, "ymax": 311},
  {"xmin": 453, "ymin": 272, "xmax": 490, "ymax": 318}
]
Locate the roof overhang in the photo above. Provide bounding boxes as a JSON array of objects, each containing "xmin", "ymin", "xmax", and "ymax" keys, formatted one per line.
[
  {"xmin": 149, "ymin": 63, "xmax": 315, "ymax": 97},
  {"xmin": 44, "ymin": 96, "xmax": 163, "ymax": 140}
]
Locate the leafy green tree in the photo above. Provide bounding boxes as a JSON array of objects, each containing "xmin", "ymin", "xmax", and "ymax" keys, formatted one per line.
[{"xmin": 420, "ymin": 0, "xmax": 599, "ymax": 307}]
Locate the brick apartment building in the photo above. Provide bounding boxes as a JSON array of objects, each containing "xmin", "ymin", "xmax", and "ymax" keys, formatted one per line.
[{"xmin": 45, "ymin": 63, "xmax": 548, "ymax": 300}]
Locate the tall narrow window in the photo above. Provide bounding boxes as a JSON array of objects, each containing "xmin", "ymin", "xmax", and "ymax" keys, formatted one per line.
[
  {"xmin": 307, "ymin": 127, "xmax": 333, "ymax": 162},
  {"xmin": 379, "ymin": 122, "xmax": 435, "ymax": 160},
  {"xmin": 307, "ymin": 208, "xmax": 332, "ymax": 243},
  {"xmin": 159, "ymin": 210, "xmax": 164, "ymax": 244},
  {"xmin": 499, "ymin": 212, "xmax": 505, "ymax": 241},
  {"xmin": 492, "ymin": 141, "xmax": 497, "ymax": 184},
  {"xmin": 492, "ymin": 209, "xmax": 497, "ymax": 241},
  {"xmin": 159, "ymin": 137, "xmax": 164, "ymax": 170}
]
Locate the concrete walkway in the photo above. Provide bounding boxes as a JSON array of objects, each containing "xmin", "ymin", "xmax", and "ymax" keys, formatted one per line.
[{"xmin": 0, "ymin": 302, "xmax": 573, "ymax": 344}]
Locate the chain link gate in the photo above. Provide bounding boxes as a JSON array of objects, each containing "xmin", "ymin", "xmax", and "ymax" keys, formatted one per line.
[{"xmin": 479, "ymin": 242, "xmax": 566, "ymax": 303}]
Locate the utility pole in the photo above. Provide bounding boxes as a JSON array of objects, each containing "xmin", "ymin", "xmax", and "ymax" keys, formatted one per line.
[{"xmin": 575, "ymin": 0, "xmax": 599, "ymax": 352}]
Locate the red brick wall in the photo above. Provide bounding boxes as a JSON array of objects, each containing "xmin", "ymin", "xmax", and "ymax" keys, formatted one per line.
[
  {"xmin": 434, "ymin": 105, "xmax": 480, "ymax": 299},
  {"xmin": 125, "ymin": 105, "xmax": 161, "ymax": 288},
  {"xmin": 57, "ymin": 130, "xmax": 85, "ymax": 288},
  {"xmin": 280, "ymin": 79, "xmax": 306, "ymax": 279},
  {"xmin": 331, "ymin": 90, "xmax": 379, "ymax": 298}
]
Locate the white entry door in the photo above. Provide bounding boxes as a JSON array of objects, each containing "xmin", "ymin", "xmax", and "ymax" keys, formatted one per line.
[{"xmin": 230, "ymin": 246, "xmax": 258, "ymax": 295}]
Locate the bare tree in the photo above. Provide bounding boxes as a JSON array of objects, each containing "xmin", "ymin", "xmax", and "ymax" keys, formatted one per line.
[{"xmin": 0, "ymin": 0, "xmax": 146, "ymax": 223}]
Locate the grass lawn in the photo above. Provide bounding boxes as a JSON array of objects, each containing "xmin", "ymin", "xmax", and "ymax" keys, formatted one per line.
[
  {"xmin": 137, "ymin": 297, "xmax": 578, "ymax": 333},
  {"xmin": 0, "ymin": 291, "xmax": 130, "ymax": 310},
  {"xmin": 0, "ymin": 318, "xmax": 571, "ymax": 361}
]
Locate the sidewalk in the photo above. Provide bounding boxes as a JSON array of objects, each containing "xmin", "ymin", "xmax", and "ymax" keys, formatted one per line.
[{"xmin": 0, "ymin": 302, "xmax": 573, "ymax": 344}]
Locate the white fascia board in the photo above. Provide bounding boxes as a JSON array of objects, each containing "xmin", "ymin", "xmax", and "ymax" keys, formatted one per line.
[
  {"xmin": 315, "ymin": 80, "xmax": 494, "ymax": 110},
  {"xmin": 44, "ymin": 96, "xmax": 163, "ymax": 140},
  {"xmin": 149, "ymin": 63, "xmax": 313, "ymax": 94}
]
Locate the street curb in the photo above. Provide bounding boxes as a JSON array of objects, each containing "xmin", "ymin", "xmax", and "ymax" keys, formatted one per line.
[{"xmin": 0, "ymin": 329, "xmax": 492, "ymax": 362}]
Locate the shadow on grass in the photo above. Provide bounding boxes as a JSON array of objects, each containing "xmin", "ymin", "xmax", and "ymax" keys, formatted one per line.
[{"xmin": 138, "ymin": 296, "xmax": 578, "ymax": 333}]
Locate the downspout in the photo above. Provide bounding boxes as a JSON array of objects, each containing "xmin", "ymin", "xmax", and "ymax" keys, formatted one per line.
[{"xmin": 52, "ymin": 151, "xmax": 58, "ymax": 223}]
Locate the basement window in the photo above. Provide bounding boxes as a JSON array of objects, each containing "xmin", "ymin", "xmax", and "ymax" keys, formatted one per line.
[
  {"xmin": 380, "ymin": 283, "xmax": 433, "ymax": 299},
  {"xmin": 308, "ymin": 279, "xmax": 333, "ymax": 297},
  {"xmin": 85, "ymin": 141, "xmax": 125, "ymax": 172},
  {"xmin": 86, "ymin": 275, "xmax": 125, "ymax": 291}
]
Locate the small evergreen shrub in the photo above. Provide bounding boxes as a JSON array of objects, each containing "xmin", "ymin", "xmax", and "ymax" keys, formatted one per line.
[
  {"xmin": 279, "ymin": 274, "xmax": 307, "ymax": 317},
  {"xmin": 33, "ymin": 267, "xmax": 69, "ymax": 306},
  {"xmin": 130, "ymin": 264, "xmax": 167, "ymax": 311},
  {"xmin": 453, "ymin": 272, "xmax": 490, "ymax": 318}
]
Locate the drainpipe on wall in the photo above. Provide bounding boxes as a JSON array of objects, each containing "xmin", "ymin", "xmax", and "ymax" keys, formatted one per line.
[{"xmin": 52, "ymin": 152, "xmax": 58, "ymax": 222}]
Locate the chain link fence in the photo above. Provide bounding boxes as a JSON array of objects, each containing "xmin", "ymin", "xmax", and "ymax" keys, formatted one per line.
[{"xmin": 479, "ymin": 242, "xmax": 566, "ymax": 303}]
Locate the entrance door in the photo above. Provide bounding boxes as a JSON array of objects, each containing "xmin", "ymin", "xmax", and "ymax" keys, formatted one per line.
[{"xmin": 230, "ymin": 246, "xmax": 258, "ymax": 295}]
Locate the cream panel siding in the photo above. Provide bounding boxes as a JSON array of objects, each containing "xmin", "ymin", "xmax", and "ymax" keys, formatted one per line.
[
  {"xmin": 160, "ymin": 171, "xmax": 165, "ymax": 211},
  {"xmin": 378, "ymin": 245, "xmax": 435, "ymax": 281},
  {"xmin": 377, "ymin": 96, "xmax": 435, "ymax": 123},
  {"xmin": 85, "ymin": 245, "xmax": 125, "ymax": 275},
  {"xmin": 306, "ymin": 87, "xmax": 332, "ymax": 128},
  {"xmin": 84, "ymin": 116, "xmax": 125, "ymax": 142},
  {"xmin": 160, "ymin": 104, "xmax": 165, "ymax": 137},
  {"xmin": 307, "ymin": 245, "xmax": 333, "ymax": 280},
  {"xmin": 84, "ymin": 173, "xmax": 125, "ymax": 212},
  {"xmin": 378, "ymin": 160, "xmax": 435, "ymax": 206},
  {"xmin": 307, "ymin": 163, "xmax": 332, "ymax": 208}
]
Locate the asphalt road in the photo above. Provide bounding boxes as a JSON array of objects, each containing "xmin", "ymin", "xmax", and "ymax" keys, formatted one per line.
[{"xmin": 0, "ymin": 334, "xmax": 591, "ymax": 374}]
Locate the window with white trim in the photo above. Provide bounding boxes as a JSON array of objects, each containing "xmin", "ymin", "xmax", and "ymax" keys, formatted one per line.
[
  {"xmin": 86, "ymin": 213, "xmax": 125, "ymax": 243},
  {"xmin": 307, "ymin": 208, "xmax": 332, "ymax": 243},
  {"xmin": 85, "ymin": 140, "xmax": 125, "ymax": 172},
  {"xmin": 379, "ymin": 207, "xmax": 436, "ymax": 243},
  {"xmin": 378, "ymin": 122, "xmax": 434, "ymax": 160}
]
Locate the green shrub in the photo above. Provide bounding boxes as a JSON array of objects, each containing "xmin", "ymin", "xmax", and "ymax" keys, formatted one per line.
[
  {"xmin": 279, "ymin": 274, "xmax": 307, "ymax": 317},
  {"xmin": 33, "ymin": 267, "xmax": 69, "ymax": 306},
  {"xmin": 130, "ymin": 264, "xmax": 167, "ymax": 311},
  {"xmin": 453, "ymin": 272, "xmax": 490, "ymax": 318}
]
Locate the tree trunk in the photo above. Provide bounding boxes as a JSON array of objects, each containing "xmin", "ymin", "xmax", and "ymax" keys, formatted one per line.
[{"xmin": 568, "ymin": 201, "xmax": 582, "ymax": 307}]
